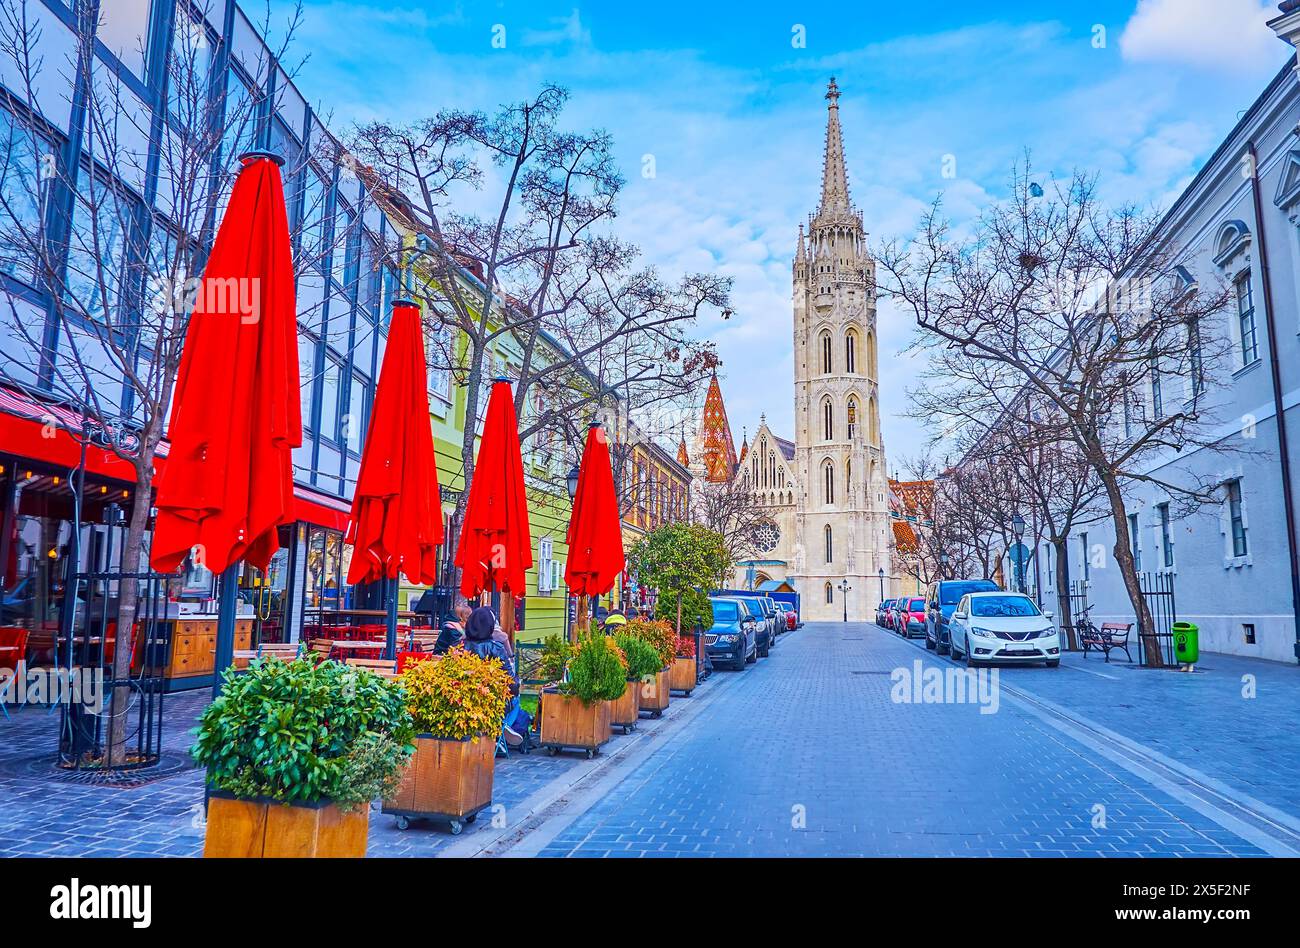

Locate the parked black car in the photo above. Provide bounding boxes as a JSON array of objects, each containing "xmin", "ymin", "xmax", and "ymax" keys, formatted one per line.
[
  {"xmin": 706, "ymin": 597, "xmax": 757, "ymax": 670},
  {"xmin": 731, "ymin": 595, "xmax": 778, "ymax": 656},
  {"xmin": 925, "ymin": 579, "xmax": 1001, "ymax": 655}
]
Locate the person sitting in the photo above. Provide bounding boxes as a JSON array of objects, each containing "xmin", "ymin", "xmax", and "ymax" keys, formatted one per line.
[
  {"xmin": 602, "ymin": 609, "xmax": 628, "ymax": 633},
  {"xmin": 433, "ymin": 598, "xmax": 471, "ymax": 654},
  {"xmin": 464, "ymin": 606, "xmax": 527, "ymax": 753}
]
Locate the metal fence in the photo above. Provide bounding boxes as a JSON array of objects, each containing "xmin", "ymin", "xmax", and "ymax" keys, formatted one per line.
[
  {"xmin": 57, "ymin": 571, "xmax": 168, "ymax": 771},
  {"xmin": 1137, "ymin": 570, "xmax": 1178, "ymax": 667}
]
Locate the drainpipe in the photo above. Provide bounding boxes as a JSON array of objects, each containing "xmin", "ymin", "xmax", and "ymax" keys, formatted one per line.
[{"xmin": 1247, "ymin": 141, "xmax": 1300, "ymax": 662}]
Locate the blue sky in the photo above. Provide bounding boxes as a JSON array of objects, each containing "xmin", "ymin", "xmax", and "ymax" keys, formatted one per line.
[{"xmin": 266, "ymin": 0, "xmax": 1291, "ymax": 469}]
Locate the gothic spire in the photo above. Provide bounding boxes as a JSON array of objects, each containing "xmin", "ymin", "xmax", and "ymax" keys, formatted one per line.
[
  {"xmin": 697, "ymin": 372, "xmax": 738, "ymax": 483},
  {"xmin": 817, "ymin": 77, "xmax": 851, "ymax": 217}
]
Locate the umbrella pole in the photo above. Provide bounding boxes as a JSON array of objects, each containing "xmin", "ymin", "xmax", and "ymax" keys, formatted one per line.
[
  {"xmin": 385, "ymin": 576, "xmax": 399, "ymax": 661},
  {"xmin": 572, "ymin": 593, "xmax": 589, "ymax": 642},
  {"xmin": 212, "ymin": 565, "xmax": 238, "ymax": 700}
]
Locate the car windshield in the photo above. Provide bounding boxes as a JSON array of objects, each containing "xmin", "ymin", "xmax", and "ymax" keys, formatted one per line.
[
  {"xmin": 712, "ymin": 600, "xmax": 739, "ymax": 622},
  {"xmin": 940, "ymin": 582, "xmax": 997, "ymax": 605},
  {"xmin": 969, "ymin": 596, "xmax": 1041, "ymax": 618},
  {"xmin": 909, "ymin": 599, "xmax": 925, "ymax": 610}
]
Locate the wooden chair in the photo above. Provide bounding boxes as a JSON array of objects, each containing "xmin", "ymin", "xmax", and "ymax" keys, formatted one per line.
[{"xmin": 344, "ymin": 657, "xmax": 399, "ymax": 677}]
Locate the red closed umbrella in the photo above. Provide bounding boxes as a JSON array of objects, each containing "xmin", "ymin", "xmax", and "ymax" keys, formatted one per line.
[
  {"xmin": 565, "ymin": 423, "xmax": 624, "ymax": 598},
  {"xmin": 455, "ymin": 379, "xmax": 532, "ymax": 601},
  {"xmin": 345, "ymin": 301, "xmax": 443, "ymax": 585},
  {"xmin": 151, "ymin": 152, "xmax": 300, "ymax": 574}
]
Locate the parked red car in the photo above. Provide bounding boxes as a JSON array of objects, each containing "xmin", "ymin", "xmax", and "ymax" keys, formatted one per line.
[{"xmin": 899, "ymin": 596, "xmax": 927, "ymax": 638}]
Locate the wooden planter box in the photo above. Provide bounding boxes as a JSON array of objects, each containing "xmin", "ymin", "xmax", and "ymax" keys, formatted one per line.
[
  {"xmin": 540, "ymin": 690, "xmax": 611, "ymax": 758},
  {"xmin": 610, "ymin": 679, "xmax": 640, "ymax": 733},
  {"xmin": 203, "ymin": 792, "xmax": 368, "ymax": 858},
  {"xmin": 382, "ymin": 734, "xmax": 495, "ymax": 834},
  {"xmin": 638, "ymin": 668, "xmax": 671, "ymax": 717},
  {"xmin": 669, "ymin": 656, "xmax": 697, "ymax": 696}
]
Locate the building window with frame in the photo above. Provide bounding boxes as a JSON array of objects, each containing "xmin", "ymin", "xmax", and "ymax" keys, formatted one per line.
[
  {"xmin": 1236, "ymin": 272, "xmax": 1258, "ymax": 366},
  {"xmin": 824, "ymin": 524, "xmax": 833, "ymax": 564},
  {"xmin": 820, "ymin": 331, "xmax": 832, "ymax": 374},
  {"xmin": 847, "ymin": 398, "xmax": 857, "ymax": 440},
  {"xmin": 1158, "ymin": 502, "xmax": 1174, "ymax": 568},
  {"xmin": 823, "ymin": 398, "xmax": 833, "ymax": 441},
  {"xmin": 824, "ymin": 582, "xmax": 833, "ymax": 605},
  {"xmin": 1227, "ymin": 479, "xmax": 1248, "ymax": 558},
  {"xmin": 823, "ymin": 461, "xmax": 835, "ymax": 505},
  {"xmin": 845, "ymin": 330, "xmax": 857, "ymax": 373},
  {"xmin": 1187, "ymin": 316, "xmax": 1204, "ymax": 397}
]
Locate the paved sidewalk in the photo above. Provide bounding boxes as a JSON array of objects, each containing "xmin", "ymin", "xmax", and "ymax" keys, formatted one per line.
[
  {"xmin": 535, "ymin": 624, "xmax": 1289, "ymax": 857},
  {"xmin": 0, "ymin": 687, "xmax": 613, "ymax": 857}
]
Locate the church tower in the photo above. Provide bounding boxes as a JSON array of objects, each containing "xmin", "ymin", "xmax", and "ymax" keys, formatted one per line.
[{"xmin": 790, "ymin": 78, "xmax": 891, "ymax": 622}]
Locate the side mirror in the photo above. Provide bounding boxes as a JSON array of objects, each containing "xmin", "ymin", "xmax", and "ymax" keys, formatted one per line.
[
  {"xmin": 1044, "ymin": 611, "xmax": 1055, "ymax": 620},
  {"xmin": 953, "ymin": 611, "xmax": 967, "ymax": 619}
]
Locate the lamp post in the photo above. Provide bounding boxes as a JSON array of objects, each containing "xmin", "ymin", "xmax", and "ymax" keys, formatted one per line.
[
  {"xmin": 939, "ymin": 550, "xmax": 950, "ymax": 582},
  {"xmin": 877, "ymin": 567, "xmax": 884, "ymax": 603},
  {"xmin": 838, "ymin": 579, "xmax": 851, "ymax": 623},
  {"xmin": 1010, "ymin": 513, "xmax": 1026, "ymax": 594}
]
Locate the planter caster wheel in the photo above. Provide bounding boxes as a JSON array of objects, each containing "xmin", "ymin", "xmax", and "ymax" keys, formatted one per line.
[
  {"xmin": 547, "ymin": 746, "xmax": 559, "ymax": 756},
  {"xmin": 653, "ymin": 710, "xmax": 663, "ymax": 718},
  {"xmin": 466, "ymin": 813, "xmax": 478, "ymax": 824},
  {"xmin": 684, "ymin": 690, "xmax": 693, "ymax": 697},
  {"xmin": 584, "ymin": 749, "xmax": 595, "ymax": 760},
  {"xmin": 394, "ymin": 816, "xmax": 411, "ymax": 831},
  {"xmin": 448, "ymin": 820, "xmax": 463, "ymax": 836}
]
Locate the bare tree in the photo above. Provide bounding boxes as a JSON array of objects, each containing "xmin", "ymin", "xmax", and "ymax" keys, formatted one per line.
[
  {"xmin": 879, "ymin": 162, "xmax": 1238, "ymax": 665},
  {"xmin": 348, "ymin": 87, "xmax": 729, "ymax": 520},
  {"xmin": 692, "ymin": 477, "xmax": 770, "ymax": 574},
  {"xmin": 0, "ymin": 0, "xmax": 347, "ymax": 761}
]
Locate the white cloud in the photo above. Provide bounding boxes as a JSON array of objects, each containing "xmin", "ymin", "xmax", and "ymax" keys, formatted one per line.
[
  {"xmin": 521, "ymin": 9, "xmax": 591, "ymax": 49},
  {"xmin": 1120, "ymin": 0, "xmax": 1282, "ymax": 74}
]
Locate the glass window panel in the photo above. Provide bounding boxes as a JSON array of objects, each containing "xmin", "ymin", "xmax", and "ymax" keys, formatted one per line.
[
  {"xmin": 0, "ymin": 111, "xmax": 47, "ymax": 284},
  {"xmin": 96, "ymin": 0, "xmax": 152, "ymax": 78},
  {"xmin": 298, "ymin": 331, "xmax": 319, "ymax": 433},
  {"xmin": 320, "ymin": 355, "xmax": 342, "ymax": 443},
  {"xmin": 346, "ymin": 372, "xmax": 367, "ymax": 454},
  {"xmin": 65, "ymin": 176, "xmax": 132, "ymax": 323}
]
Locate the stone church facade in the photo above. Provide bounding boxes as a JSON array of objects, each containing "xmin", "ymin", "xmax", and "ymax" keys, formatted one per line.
[{"xmin": 733, "ymin": 78, "xmax": 893, "ymax": 622}]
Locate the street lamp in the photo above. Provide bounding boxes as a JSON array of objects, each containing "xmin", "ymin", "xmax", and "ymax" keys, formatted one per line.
[
  {"xmin": 877, "ymin": 567, "xmax": 885, "ymax": 603},
  {"xmin": 939, "ymin": 550, "xmax": 950, "ymax": 581},
  {"xmin": 1010, "ymin": 513, "xmax": 1026, "ymax": 593},
  {"xmin": 838, "ymin": 579, "xmax": 851, "ymax": 623},
  {"xmin": 565, "ymin": 464, "xmax": 581, "ymax": 501}
]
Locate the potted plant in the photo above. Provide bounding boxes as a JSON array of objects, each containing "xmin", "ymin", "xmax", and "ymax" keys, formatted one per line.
[
  {"xmin": 383, "ymin": 646, "xmax": 513, "ymax": 834},
  {"xmin": 670, "ymin": 632, "xmax": 698, "ymax": 696},
  {"xmin": 193, "ymin": 656, "xmax": 414, "ymax": 858},
  {"xmin": 624, "ymin": 619, "xmax": 675, "ymax": 717},
  {"xmin": 612, "ymin": 633, "xmax": 660, "ymax": 733},
  {"xmin": 540, "ymin": 634, "xmax": 625, "ymax": 757}
]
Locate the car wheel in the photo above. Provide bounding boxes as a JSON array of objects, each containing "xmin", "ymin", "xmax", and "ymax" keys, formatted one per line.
[
  {"xmin": 746, "ymin": 646, "xmax": 757, "ymax": 664},
  {"xmin": 937, "ymin": 633, "xmax": 950, "ymax": 656},
  {"xmin": 925, "ymin": 627, "xmax": 936, "ymax": 650}
]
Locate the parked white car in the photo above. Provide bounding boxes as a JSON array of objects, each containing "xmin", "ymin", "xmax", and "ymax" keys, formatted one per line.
[{"xmin": 947, "ymin": 592, "xmax": 1061, "ymax": 668}]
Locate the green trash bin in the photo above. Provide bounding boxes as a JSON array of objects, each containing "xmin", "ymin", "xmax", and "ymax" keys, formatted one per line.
[{"xmin": 1173, "ymin": 621, "xmax": 1199, "ymax": 664}]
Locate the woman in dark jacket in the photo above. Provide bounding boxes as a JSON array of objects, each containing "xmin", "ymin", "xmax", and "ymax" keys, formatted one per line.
[{"xmin": 464, "ymin": 606, "xmax": 525, "ymax": 752}]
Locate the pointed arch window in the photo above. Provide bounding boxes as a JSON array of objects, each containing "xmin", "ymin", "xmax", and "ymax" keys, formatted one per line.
[
  {"xmin": 769, "ymin": 451, "xmax": 776, "ymax": 485},
  {"xmin": 847, "ymin": 397, "xmax": 858, "ymax": 440},
  {"xmin": 820, "ymin": 331, "xmax": 832, "ymax": 374},
  {"xmin": 825, "ymin": 524, "xmax": 833, "ymax": 563},
  {"xmin": 822, "ymin": 460, "xmax": 835, "ymax": 505},
  {"xmin": 845, "ymin": 330, "xmax": 857, "ymax": 373},
  {"xmin": 825, "ymin": 582, "xmax": 834, "ymax": 605}
]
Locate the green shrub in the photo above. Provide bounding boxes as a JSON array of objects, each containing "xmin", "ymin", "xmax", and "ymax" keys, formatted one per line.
[
  {"xmin": 192, "ymin": 657, "xmax": 415, "ymax": 811},
  {"xmin": 562, "ymin": 634, "xmax": 628, "ymax": 704},
  {"xmin": 655, "ymin": 587, "xmax": 713, "ymax": 635},
  {"xmin": 539, "ymin": 634, "xmax": 574, "ymax": 683},
  {"xmin": 615, "ymin": 632, "xmax": 662, "ymax": 680}
]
